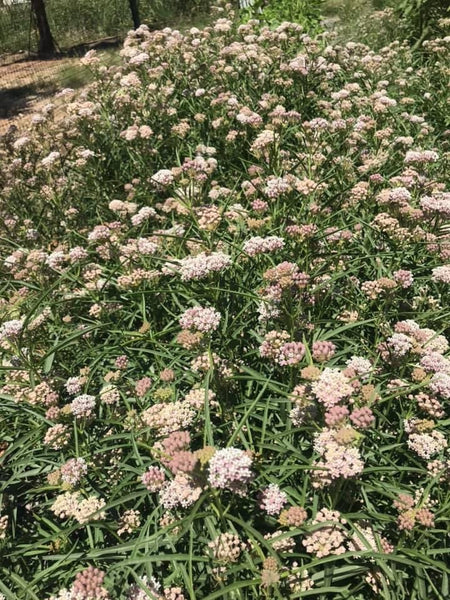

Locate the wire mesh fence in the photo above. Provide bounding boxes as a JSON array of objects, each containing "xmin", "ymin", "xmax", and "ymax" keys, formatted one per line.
[
  {"xmin": 0, "ymin": 0, "xmax": 211, "ymax": 54},
  {"xmin": 0, "ymin": 0, "xmax": 212, "ymax": 131}
]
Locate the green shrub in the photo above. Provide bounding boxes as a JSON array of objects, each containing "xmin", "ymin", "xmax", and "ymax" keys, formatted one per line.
[
  {"xmin": 0, "ymin": 6, "xmax": 450, "ymax": 599},
  {"xmin": 395, "ymin": 0, "xmax": 450, "ymax": 46},
  {"xmin": 242, "ymin": 0, "xmax": 324, "ymax": 33}
]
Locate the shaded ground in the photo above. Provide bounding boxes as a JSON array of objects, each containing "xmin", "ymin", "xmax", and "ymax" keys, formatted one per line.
[
  {"xmin": 0, "ymin": 53, "xmax": 79, "ymax": 132},
  {"xmin": 0, "ymin": 38, "xmax": 121, "ymax": 133}
]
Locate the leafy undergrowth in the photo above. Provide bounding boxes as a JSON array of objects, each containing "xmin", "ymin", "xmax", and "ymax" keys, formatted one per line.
[{"xmin": 0, "ymin": 3, "xmax": 449, "ymax": 599}]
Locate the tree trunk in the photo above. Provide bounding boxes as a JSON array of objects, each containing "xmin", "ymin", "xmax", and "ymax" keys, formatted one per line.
[
  {"xmin": 128, "ymin": 0, "xmax": 141, "ymax": 29},
  {"xmin": 31, "ymin": 0, "xmax": 56, "ymax": 56}
]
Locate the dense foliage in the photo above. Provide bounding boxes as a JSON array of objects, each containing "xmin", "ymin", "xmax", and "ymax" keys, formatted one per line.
[
  {"xmin": 322, "ymin": 0, "xmax": 449, "ymax": 51},
  {"xmin": 0, "ymin": 3, "xmax": 449, "ymax": 599},
  {"xmin": 241, "ymin": 0, "xmax": 324, "ymax": 33},
  {"xmin": 395, "ymin": 0, "xmax": 449, "ymax": 46}
]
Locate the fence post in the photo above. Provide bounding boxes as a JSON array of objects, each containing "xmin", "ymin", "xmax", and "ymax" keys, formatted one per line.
[
  {"xmin": 31, "ymin": 0, "xmax": 56, "ymax": 56},
  {"xmin": 128, "ymin": 0, "xmax": 141, "ymax": 29}
]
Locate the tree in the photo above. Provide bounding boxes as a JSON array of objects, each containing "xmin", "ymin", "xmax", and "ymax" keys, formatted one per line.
[
  {"xmin": 31, "ymin": 0, "xmax": 56, "ymax": 56},
  {"xmin": 128, "ymin": 0, "xmax": 141, "ymax": 29}
]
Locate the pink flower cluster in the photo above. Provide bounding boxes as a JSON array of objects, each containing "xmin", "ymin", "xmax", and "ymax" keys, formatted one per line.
[
  {"xmin": 141, "ymin": 401, "xmax": 195, "ymax": 435},
  {"xmin": 432, "ymin": 265, "xmax": 450, "ymax": 284},
  {"xmin": 72, "ymin": 567, "xmax": 109, "ymax": 600},
  {"xmin": 179, "ymin": 306, "xmax": 221, "ymax": 333},
  {"xmin": 208, "ymin": 447, "xmax": 254, "ymax": 495},
  {"xmin": 60, "ymin": 458, "xmax": 88, "ymax": 486},
  {"xmin": 141, "ymin": 466, "xmax": 166, "ymax": 492},
  {"xmin": 0, "ymin": 319, "xmax": 24, "ymax": 340},
  {"xmin": 311, "ymin": 368, "xmax": 353, "ymax": 408},
  {"xmin": 135, "ymin": 376, "xmax": 152, "ymax": 397},
  {"xmin": 243, "ymin": 236, "xmax": 285, "ymax": 256},
  {"xmin": 312, "ymin": 341, "xmax": 336, "ymax": 362},
  {"xmin": 178, "ymin": 252, "xmax": 232, "ymax": 281},
  {"xmin": 259, "ymin": 330, "xmax": 305, "ymax": 366},
  {"xmin": 70, "ymin": 394, "xmax": 96, "ymax": 418},
  {"xmin": 157, "ymin": 431, "xmax": 198, "ymax": 474},
  {"xmin": 302, "ymin": 509, "xmax": 347, "ymax": 558},
  {"xmin": 420, "ymin": 192, "xmax": 450, "ymax": 217},
  {"xmin": 393, "ymin": 494, "xmax": 435, "ymax": 531},
  {"xmin": 393, "ymin": 269, "xmax": 414, "ymax": 288},
  {"xmin": 258, "ymin": 484, "xmax": 288, "ymax": 515},
  {"xmin": 159, "ymin": 473, "xmax": 202, "ymax": 509},
  {"xmin": 312, "ymin": 431, "xmax": 365, "ymax": 487}
]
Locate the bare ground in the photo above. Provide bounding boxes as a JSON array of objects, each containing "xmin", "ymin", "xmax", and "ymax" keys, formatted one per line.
[
  {"xmin": 0, "ymin": 39, "xmax": 121, "ymax": 133},
  {"xmin": 0, "ymin": 53, "xmax": 81, "ymax": 133}
]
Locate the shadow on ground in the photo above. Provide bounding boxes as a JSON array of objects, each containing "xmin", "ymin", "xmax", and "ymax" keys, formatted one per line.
[
  {"xmin": 0, "ymin": 37, "xmax": 121, "ymax": 123},
  {"xmin": 62, "ymin": 36, "xmax": 122, "ymax": 56},
  {"xmin": 0, "ymin": 82, "xmax": 58, "ymax": 119}
]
